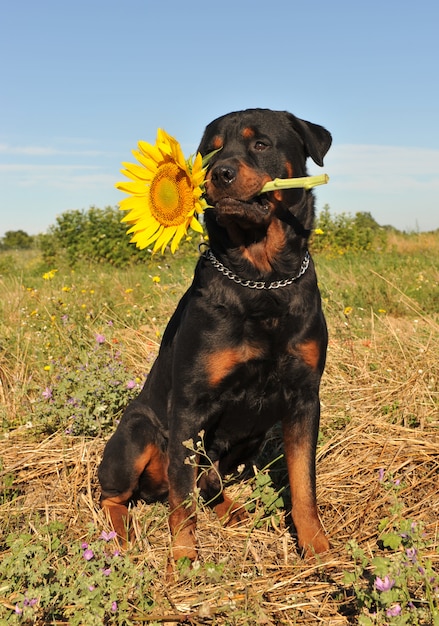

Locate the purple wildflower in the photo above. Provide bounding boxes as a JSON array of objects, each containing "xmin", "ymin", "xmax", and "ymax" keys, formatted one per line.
[
  {"xmin": 102, "ymin": 567, "xmax": 111, "ymax": 576},
  {"xmin": 95, "ymin": 333, "xmax": 106, "ymax": 344},
  {"xmin": 126, "ymin": 379, "xmax": 136, "ymax": 389},
  {"xmin": 406, "ymin": 547, "xmax": 417, "ymax": 562},
  {"xmin": 111, "ymin": 601, "xmax": 118, "ymax": 612},
  {"xmin": 15, "ymin": 605, "xmax": 23, "ymax": 615},
  {"xmin": 378, "ymin": 468, "xmax": 385, "ymax": 482},
  {"xmin": 81, "ymin": 542, "xmax": 89, "ymax": 549},
  {"xmin": 375, "ymin": 575, "xmax": 395, "ymax": 592},
  {"xmin": 83, "ymin": 548, "xmax": 94, "ymax": 561},
  {"xmin": 100, "ymin": 530, "xmax": 117, "ymax": 542},
  {"xmin": 386, "ymin": 604, "xmax": 402, "ymax": 617},
  {"xmin": 88, "ymin": 585, "xmax": 95, "ymax": 592},
  {"xmin": 42, "ymin": 387, "xmax": 53, "ymax": 400}
]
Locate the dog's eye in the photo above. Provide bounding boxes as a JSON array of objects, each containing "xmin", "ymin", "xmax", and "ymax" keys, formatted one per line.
[{"xmin": 253, "ymin": 141, "xmax": 269, "ymax": 151}]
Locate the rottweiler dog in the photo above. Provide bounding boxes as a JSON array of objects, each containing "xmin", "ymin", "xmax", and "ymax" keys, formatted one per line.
[{"xmin": 98, "ymin": 108, "xmax": 332, "ymax": 561}]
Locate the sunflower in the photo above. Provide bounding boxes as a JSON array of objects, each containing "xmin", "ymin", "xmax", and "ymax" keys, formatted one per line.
[{"xmin": 116, "ymin": 129, "xmax": 207, "ymax": 253}]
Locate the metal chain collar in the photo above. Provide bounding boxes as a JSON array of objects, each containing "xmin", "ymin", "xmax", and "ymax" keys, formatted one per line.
[{"xmin": 202, "ymin": 248, "xmax": 310, "ymax": 290}]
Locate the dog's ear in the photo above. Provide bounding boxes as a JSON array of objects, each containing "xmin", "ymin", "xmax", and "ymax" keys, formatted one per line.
[{"xmin": 286, "ymin": 113, "xmax": 332, "ymax": 167}]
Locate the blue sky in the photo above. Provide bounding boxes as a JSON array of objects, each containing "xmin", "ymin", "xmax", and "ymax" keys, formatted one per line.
[{"xmin": 1, "ymin": 0, "xmax": 438, "ymax": 236}]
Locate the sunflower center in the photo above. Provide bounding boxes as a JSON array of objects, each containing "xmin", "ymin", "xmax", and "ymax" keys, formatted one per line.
[{"xmin": 149, "ymin": 163, "xmax": 192, "ymax": 226}]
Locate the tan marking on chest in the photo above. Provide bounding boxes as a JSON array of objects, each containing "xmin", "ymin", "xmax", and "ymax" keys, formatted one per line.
[
  {"xmin": 292, "ymin": 340, "xmax": 320, "ymax": 370},
  {"xmin": 242, "ymin": 218, "xmax": 286, "ymax": 272},
  {"xmin": 206, "ymin": 344, "xmax": 263, "ymax": 387}
]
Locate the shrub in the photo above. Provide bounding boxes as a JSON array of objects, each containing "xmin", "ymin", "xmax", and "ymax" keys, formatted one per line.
[
  {"xmin": 40, "ymin": 205, "xmax": 202, "ymax": 267},
  {"xmin": 0, "ymin": 230, "xmax": 34, "ymax": 250},
  {"xmin": 41, "ymin": 206, "xmax": 149, "ymax": 267},
  {"xmin": 311, "ymin": 205, "xmax": 388, "ymax": 255},
  {"xmin": 344, "ymin": 474, "xmax": 439, "ymax": 624},
  {"xmin": 34, "ymin": 337, "xmax": 144, "ymax": 437}
]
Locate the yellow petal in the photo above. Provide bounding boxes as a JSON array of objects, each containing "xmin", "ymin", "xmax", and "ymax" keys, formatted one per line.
[
  {"xmin": 115, "ymin": 180, "xmax": 148, "ymax": 195},
  {"xmin": 132, "ymin": 149, "xmax": 159, "ymax": 173},
  {"xmin": 189, "ymin": 216, "xmax": 204, "ymax": 233},
  {"xmin": 170, "ymin": 225, "xmax": 186, "ymax": 253},
  {"xmin": 131, "ymin": 224, "xmax": 163, "ymax": 250},
  {"xmin": 138, "ymin": 140, "xmax": 163, "ymax": 163},
  {"xmin": 153, "ymin": 225, "xmax": 176, "ymax": 253},
  {"xmin": 121, "ymin": 206, "xmax": 150, "ymax": 224},
  {"xmin": 127, "ymin": 220, "xmax": 160, "ymax": 240},
  {"xmin": 121, "ymin": 161, "xmax": 153, "ymax": 182},
  {"xmin": 118, "ymin": 195, "xmax": 147, "ymax": 213}
]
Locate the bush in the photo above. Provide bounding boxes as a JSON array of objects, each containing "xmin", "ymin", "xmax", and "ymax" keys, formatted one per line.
[
  {"xmin": 311, "ymin": 205, "xmax": 388, "ymax": 256},
  {"xmin": 41, "ymin": 206, "xmax": 150, "ymax": 267},
  {"xmin": 40, "ymin": 205, "xmax": 202, "ymax": 267},
  {"xmin": 1, "ymin": 230, "xmax": 34, "ymax": 250}
]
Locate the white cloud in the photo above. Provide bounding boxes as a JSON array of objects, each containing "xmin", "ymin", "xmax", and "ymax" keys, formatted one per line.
[
  {"xmin": 0, "ymin": 143, "xmax": 106, "ymax": 157},
  {"xmin": 0, "ymin": 163, "xmax": 115, "ymax": 190},
  {"xmin": 308, "ymin": 144, "xmax": 439, "ymax": 231},
  {"xmin": 313, "ymin": 144, "xmax": 439, "ymax": 190},
  {"xmin": 0, "ymin": 164, "xmax": 99, "ymax": 171}
]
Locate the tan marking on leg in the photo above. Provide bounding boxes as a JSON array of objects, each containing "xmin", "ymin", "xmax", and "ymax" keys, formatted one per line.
[
  {"xmin": 214, "ymin": 492, "xmax": 248, "ymax": 526},
  {"xmin": 168, "ymin": 500, "xmax": 198, "ymax": 562},
  {"xmin": 134, "ymin": 443, "xmax": 168, "ymax": 491},
  {"xmin": 282, "ymin": 424, "xmax": 329, "ymax": 556},
  {"xmin": 100, "ymin": 493, "xmax": 131, "ymax": 546}
]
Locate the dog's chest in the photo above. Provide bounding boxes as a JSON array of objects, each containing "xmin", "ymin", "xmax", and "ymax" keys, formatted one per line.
[{"xmin": 204, "ymin": 310, "xmax": 304, "ymax": 392}]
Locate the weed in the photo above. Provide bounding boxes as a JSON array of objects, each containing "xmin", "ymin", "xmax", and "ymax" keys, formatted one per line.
[
  {"xmin": 244, "ymin": 461, "xmax": 285, "ymax": 530},
  {"xmin": 344, "ymin": 474, "xmax": 439, "ymax": 624},
  {"xmin": 0, "ymin": 462, "xmax": 20, "ymax": 505},
  {"xmin": 0, "ymin": 522, "xmax": 156, "ymax": 624},
  {"xmin": 34, "ymin": 343, "xmax": 143, "ymax": 436}
]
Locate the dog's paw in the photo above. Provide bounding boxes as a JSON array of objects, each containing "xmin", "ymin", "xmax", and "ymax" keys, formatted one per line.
[{"xmin": 214, "ymin": 496, "xmax": 249, "ymax": 526}]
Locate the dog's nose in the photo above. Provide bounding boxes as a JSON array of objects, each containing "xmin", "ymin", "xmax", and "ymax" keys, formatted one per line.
[{"xmin": 210, "ymin": 164, "xmax": 236, "ymax": 187}]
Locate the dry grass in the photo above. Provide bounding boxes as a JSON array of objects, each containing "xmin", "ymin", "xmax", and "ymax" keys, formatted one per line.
[
  {"xmin": 1, "ymin": 295, "xmax": 438, "ymax": 623},
  {"xmin": 386, "ymin": 230, "xmax": 439, "ymax": 256}
]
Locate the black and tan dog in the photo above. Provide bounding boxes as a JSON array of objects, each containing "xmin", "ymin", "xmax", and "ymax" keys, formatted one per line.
[{"xmin": 98, "ymin": 108, "xmax": 332, "ymax": 561}]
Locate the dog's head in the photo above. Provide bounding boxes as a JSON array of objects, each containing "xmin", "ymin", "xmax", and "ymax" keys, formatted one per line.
[{"xmin": 198, "ymin": 109, "xmax": 331, "ymax": 234}]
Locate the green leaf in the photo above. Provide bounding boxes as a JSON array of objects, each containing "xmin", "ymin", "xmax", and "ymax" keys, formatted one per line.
[{"xmin": 381, "ymin": 532, "xmax": 402, "ymax": 550}]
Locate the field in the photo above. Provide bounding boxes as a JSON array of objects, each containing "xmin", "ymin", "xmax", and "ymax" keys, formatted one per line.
[{"xmin": 0, "ymin": 230, "xmax": 438, "ymax": 624}]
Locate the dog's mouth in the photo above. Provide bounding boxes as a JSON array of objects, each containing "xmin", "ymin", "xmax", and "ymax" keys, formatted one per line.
[{"xmin": 205, "ymin": 193, "xmax": 274, "ymax": 227}]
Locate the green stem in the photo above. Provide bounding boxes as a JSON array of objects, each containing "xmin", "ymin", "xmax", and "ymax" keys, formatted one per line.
[{"xmin": 260, "ymin": 174, "xmax": 329, "ymax": 193}]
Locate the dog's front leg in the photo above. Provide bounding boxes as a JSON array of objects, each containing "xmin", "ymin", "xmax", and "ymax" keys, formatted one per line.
[
  {"xmin": 282, "ymin": 400, "xmax": 329, "ymax": 556},
  {"xmin": 167, "ymin": 436, "xmax": 198, "ymax": 563}
]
